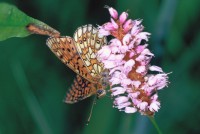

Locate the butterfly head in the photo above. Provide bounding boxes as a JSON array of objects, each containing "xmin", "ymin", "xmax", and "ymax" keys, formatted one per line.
[{"xmin": 96, "ymin": 89, "xmax": 106, "ymax": 99}]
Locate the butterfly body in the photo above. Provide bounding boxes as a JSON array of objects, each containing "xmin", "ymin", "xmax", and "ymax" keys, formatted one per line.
[{"xmin": 46, "ymin": 24, "xmax": 108, "ymax": 103}]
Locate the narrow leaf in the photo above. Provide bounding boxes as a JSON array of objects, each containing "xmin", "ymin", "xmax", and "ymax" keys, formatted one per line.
[{"xmin": 0, "ymin": 3, "xmax": 58, "ymax": 41}]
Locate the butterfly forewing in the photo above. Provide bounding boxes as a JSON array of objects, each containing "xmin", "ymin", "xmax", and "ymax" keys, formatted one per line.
[
  {"xmin": 73, "ymin": 24, "xmax": 107, "ymax": 78},
  {"xmin": 46, "ymin": 36, "xmax": 96, "ymax": 83},
  {"xmin": 64, "ymin": 75, "xmax": 96, "ymax": 104}
]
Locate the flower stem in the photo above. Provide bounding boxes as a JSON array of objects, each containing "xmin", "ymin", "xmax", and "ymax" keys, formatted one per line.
[{"xmin": 148, "ymin": 116, "xmax": 162, "ymax": 134}]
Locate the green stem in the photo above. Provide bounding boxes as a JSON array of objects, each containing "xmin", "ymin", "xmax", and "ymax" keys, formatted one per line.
[{"xmin": 148, "ymin": 116, "xmax": 163, "ymax": 134}]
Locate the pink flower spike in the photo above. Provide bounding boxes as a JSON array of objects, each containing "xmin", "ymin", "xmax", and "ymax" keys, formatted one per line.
[
  {"xmin": 103, "ymin": 60, "xmax": 116, "ymax": 68},
  {"xmin": 149, "ymin": 101, "xmax": 160, "ymax": 112},
  {"xmin": 117, "ymin": 102, "xmax": 131, "ymax": 109},
  {"xmin": 98, "ymin": 46, "xmax": 111, "ymax": 59},
  {"xmin": 108, "ymin": 7, "xmax": 118, "ymax": 19},
  {"xmin": 122, "ymin": 34, "xmax": 132, "ymax": 45},
  {"xmin": 131, "ymin": 80, "xmax": 141, "ymax": 88},
  {"xmin": 156, "ymin": 74, "xmax": 169, "ymax": 90},
  {"xmin": 119, "ymin": 45, "xmax": 128, "ymax": 53},
  {"xmin": 134, "ymin": 19, "xmax": 142, "ymax": 25},
  {"xmin": 123, "ymin": 59, "xmax": 135, "ymax": 74},
  {"xmin": 129, "ymin": 51, "xmax": 135, "ymax": 58},
  {"xmin": 147, "ymin": 74, "xmax": 169, "ymax": 90},
  {"xmin": 107, "ymin": 54, "xmax": 124, "ymax": 61},
  {"xmin": 131, "ymin": 26, "xmax": 139, "ymax": 36},
  {"xmin": 104, "ymin": 22, "xmax": 115, "ymax": 31},
  {"xmin": 111, "ymin": 18, "xmax": 119, "ymax": 29},
  {"xmin": 151, "ymin": 94, "xmax": 158, "ymax": 101},
  {"xmin": 110, "ymin": 46, "xmax": 119, "ymax": 53},
  {"xmin": 147, "ymin": 75, "xmax": 157, "ymax": 86},
  {"xmin": 136, "ymin": 32, "xmax": 151, "ymax": 41},
  {"xmin": 136, "ymin": 66, "xmax": 146, "ymax": 74},
  {"xmin": 137, "ymin": 101, "xmax": 148, "ymax": 110},
  {"xmin": 125, "ymin": 107, "xmax": 137, "ymax": 113},
  {"xmin": 98, "ymin": 28, "xmax": 110, "ymax": 36},
  {"xmin": 97, "ymin": 7, "xmax": 170, "ymax": 115},
  {"xmin": 111, "ymin": 87, "xmax": 126, "ymax": 96},
  {"xmin": 121, "ymin": 78, "xmax": 132, "ymax": 87},
  {"xmin": 114, "ymin": 96, "xmax": 129, "ymax": 105},
  {"xmin": 123, "ymin": 19, "xmax": 133, "ymax": 33},
  {"xmin": 149, "ymin": 65, "xmax": 163, "ymax": 72},
  {"xmin": 128, "ymin": 92, "xmax": 140, "ymax": 99},
  {"xmin": 141, "ymin": 48, "xmax": 154, "ymax": 56},
  {"xmin": 119, "ymin": 12, "xmax": 128, "ymax": 24},
  {"xmin": 110, "ymin": 38, "xmax": 122, "ymax": 47},
  {"xmin": 124, "ymin": 59, "xmax": 135, "ymax": 70},
  {"xmin": 135, "ymin": 45, "xmax": 147, "ymax": 54},
  {"xmin": 110, "ymin": 70, "xmax": 121, "ymax": 77},
  {"xmin": 128, "ymin": 40, "xmax": 135, "ymax": 49},
  {"xmin": 109, "ymin": 67, "xmax": 122, "ymax": 75},
  {"xmin": 135, "ymin": 55, "xmax": 145, "ymax": 62},
  {"xmin": 109, "ymin": 77, "xmax": 121, "ymax": 85},
  {"xmin": 132, "ymin": 98, "xmax": 141, "ymax": 105}
]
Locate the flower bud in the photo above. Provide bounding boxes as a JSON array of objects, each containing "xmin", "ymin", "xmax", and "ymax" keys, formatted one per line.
[
  {"xmin": 119, "ymin": 12, "xmax": 128, "ymax": 24},
  {"xmin": 108, "ymin": 7, "xmax": 118, "ymax": 19}
]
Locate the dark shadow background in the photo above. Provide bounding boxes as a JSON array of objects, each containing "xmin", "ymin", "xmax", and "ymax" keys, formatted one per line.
[{"xmin": 0, "ymin": 0, "xmax": 200, "ymax": 134}]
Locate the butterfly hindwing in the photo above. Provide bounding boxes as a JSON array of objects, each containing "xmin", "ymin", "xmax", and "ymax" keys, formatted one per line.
[
  {"xmin": 64, "ymin": 75, "xmax": 96, "ymax": 104},
  {"xmin": 73, "ymin": 24, "xmax": 107, "ymax": 78},
  {"xmin": 46, "ymin": 36, "xmax": 96, "ymax": 83}
]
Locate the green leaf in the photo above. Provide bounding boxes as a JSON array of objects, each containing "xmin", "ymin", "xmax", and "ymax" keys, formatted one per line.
[{"xmin": 0, "ymin": 3, "xmax": 51, "ymax": 41}]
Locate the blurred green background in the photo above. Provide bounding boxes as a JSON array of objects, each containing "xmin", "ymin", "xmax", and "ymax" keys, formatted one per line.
[{"xmin": 0, "ymin": 0, "xmax": 200, "ymax": 134}]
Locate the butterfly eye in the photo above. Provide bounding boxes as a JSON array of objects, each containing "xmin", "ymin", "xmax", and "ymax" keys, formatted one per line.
[
  {"xmin": 83, "ymin": 37, "xmax": 86, "ymax": 41},
  {"xmin": 96, "ymin": 40, "xmax": 100, "ymax": 44},
  {"xmin": 80, "ymin": 40, "xmax": 83, "ymax": 44}
]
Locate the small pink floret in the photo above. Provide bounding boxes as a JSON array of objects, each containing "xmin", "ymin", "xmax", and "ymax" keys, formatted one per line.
[
  {"xmin": 119, "ymin": 12, "xmax": 128, "ymax": 24},
  {"xmin": 125, "ymin": 107, "xmax": 137, "ymax": 113},
  {"xmin": 108, "ymin": 7, "xmax": 118, "ymax": 19}
]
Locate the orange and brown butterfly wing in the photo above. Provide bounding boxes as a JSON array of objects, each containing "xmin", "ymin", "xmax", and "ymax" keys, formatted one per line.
[
  {"xmin": 73, "ymin": 24, "xmax": 107, "ymax": 78},
  {"xmin": 46, "ymin": 36, "xmax": 96, "ymax": 83},
  {"xmin": 64, "ymin": 75, "xmax": 96, "ymax": 104}
]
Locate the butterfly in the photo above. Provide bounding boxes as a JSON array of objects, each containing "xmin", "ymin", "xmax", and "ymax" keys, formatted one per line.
[{"xmin": 46, "ymin": 24, "xmax": 109, "ymax": 104}]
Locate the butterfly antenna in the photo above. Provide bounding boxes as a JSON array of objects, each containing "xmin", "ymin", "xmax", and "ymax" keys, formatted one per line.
[{"xmin": 86, "ymin": 96, "xmax": 96, "ymax": 125}]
